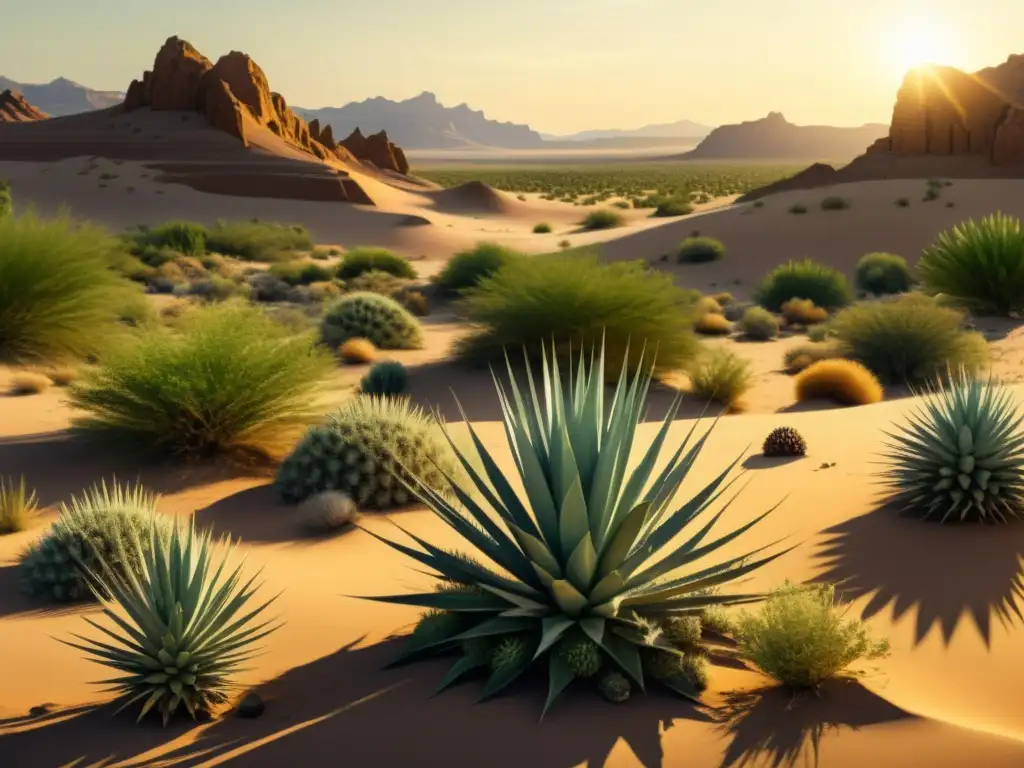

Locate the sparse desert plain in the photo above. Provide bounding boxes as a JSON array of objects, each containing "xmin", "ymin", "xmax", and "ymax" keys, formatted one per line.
[{"xmin": 3, "ymin": 26, "xmax": 1024, "ymax": 768}]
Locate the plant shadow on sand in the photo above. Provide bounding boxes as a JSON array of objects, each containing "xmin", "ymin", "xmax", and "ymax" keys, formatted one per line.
[
  {"xmin": 812, "ymin": 503, "xmax": 1024, "ymax": 645},
  {"xmin": 715, "ymin": 679, "xmax": 915, "ymax": 768},
  {"xmin": 0, "ymin": 636, "xmax": 713, "ymax": 768}
]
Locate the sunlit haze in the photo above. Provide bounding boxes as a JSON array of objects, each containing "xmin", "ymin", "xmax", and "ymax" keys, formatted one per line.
[{"xmin": 3, "ymin": 0, "xmax": 1022, "ymax": 133}]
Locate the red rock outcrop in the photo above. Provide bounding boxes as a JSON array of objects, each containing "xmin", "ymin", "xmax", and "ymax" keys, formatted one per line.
[
  {"xmin": 0, "ymin": 89, "xmax": 49, "ymax": 122},
  {"xmin": 122, "ymin": 36, "xmax": 408, "ymax": 174}
]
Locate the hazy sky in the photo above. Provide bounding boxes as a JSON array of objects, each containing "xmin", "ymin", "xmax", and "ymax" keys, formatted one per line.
[{"xmin": 3, "ymin": 0, "xmax": 1023, "ymax": 133}]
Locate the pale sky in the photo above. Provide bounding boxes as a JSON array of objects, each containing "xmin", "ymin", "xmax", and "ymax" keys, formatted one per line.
[{"xmin": 3, "ymin": 0, "xmax": 1022, "ymax": 133}]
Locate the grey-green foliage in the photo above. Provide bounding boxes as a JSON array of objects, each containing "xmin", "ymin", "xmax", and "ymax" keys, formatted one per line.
[
  {"xmin": 275, "ymin": 395, "xmax": 457, "ymax": 509},
  {"xmin": 320, "ymin": 292, "xmax": 424, "ymax": 350},
  {"xmin": 881, "ymin": 368, "xmax": 1024, "ymax": 523},
  {"xmin": 19, "ymin": 481, "xmax": 172, "ymax": 603}
]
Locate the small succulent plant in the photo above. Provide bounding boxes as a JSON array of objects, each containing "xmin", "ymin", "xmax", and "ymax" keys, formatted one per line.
[
  {"xmin": 881, "ymin": 369, "xmax": 1024, "ymax": 522},
  {"xmin": 598, "ymin": 671, "xmax": 631, "ymax": 703},
  {"xmin": 320, "ymin": 292, "xmax": 424, "ymax": 350},
  {"xmin": 762, "ymin": 426, "xmax": 807, "ymax": 457},
  {"xmin": 360, "ymin": 361, "xmax": 408, "ymax": 396}
]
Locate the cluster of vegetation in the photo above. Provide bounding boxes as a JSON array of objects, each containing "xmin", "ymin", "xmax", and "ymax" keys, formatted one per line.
[
  {"xmin": 417, "ymin": 163, "xmax": 803, "ymax": 207},
  {"xmin": 433, "ymin": 243, "xmax": 523, "ymax": 294},
  {"xmin": 0, "ymin": 179, "xmax": 12, "ymax": 218}
]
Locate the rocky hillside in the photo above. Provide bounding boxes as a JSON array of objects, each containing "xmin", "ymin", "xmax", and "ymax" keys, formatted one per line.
[
  {"xmin": 0, "ymin": 76, "xmax": 122, "ymax": 116},
  {"xmin": 0, "ymin": 90, "xmax": 49, "ymax": 122},
  {"xmin": 123, "ymin": 36, "xmax": 409, "ymax": 174}
]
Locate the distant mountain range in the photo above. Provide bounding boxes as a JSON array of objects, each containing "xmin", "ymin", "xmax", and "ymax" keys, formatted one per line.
[
  {"xmin": 541, "ymin": 119, "xmax": 714, "ymax": 142},
  {"xmin": 678, "ymin": 112, "xmax": 889, "ymax": 161},
  {"xmin": 0, "ymin": 76, "xmax": 124, "ymax": 116}
]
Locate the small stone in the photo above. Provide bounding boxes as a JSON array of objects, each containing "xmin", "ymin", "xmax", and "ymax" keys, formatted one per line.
[{"xmin": 236, "ymin": 692, "xmax": 265, "ymax": 718}]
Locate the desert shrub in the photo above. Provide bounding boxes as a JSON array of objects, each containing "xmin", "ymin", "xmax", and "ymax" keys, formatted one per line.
[
  {"xmin": 820, "ymin": 196, "xmax": 850, "ymax": 211},
  {"xmin": 687, "ymin": 349, "xmax": 753, "ymax": 408},
  {"xmin": 306, "ymin": 280, "xmax": 343, "ymax": 303},
  {"xmin": 453, "ymin": 252, "xmax": 702, "ymax": 377},
  {"xmin": 917, "ymin": 213, "xmax": 1024, "ymax": 314},
  {"xmin": 696, "ymin": 296, "xmax": 723, "ymax": 315},
  {"xmin": 275, "ymin": 395, "xmax": 457, "ymax": 508},
  {"xmin": 269, "ymin": 260, "xmax": 334, "ymax": 286},
  {"xmin": 654, "ymin": 198, "xmax": 694, "ymax": 217},
  {"xmin": 795, "ymin": 359, "xmax": 884, "ymax": 406},
  {"xmin": 248, "ymin": 272, "xmax": 294, "ymax": 303},
  {"xmin": 558, "ymin": 239, "xmax": 572, "ymax": 248},
  {"xmin": 735, "ymin": 582, "xmax": 889, "ymax": 689},
  {"xmin": 360, "ymin": 360, "xmax": 408, "ymax": 396},
  {"xmin": 337, "ymin": 247, "xmax": 417, "ymax": 280},
  {"xmin": 339, "ymin": 337, "xmax": 378, "ymax": 364},
  {"xmin": 19, "ymin": 481, "xmax": 172, "ymax": 603},
  {"xmin": 321, "ymin": 292, "xmax": 424, "ymax": 350},
  {"xmin": 724, "ymin": 301, "xmax": 755, "ymax": 322},
  {"xmin": 181, "ymin": 276, "xmax": 245, "ymax": 302},
  {"xmin": 8, "ymin": 371, "xmax": 52, "ymax": 395},
  {"xmin": 923, "ymin": 187, "xmax": 941, "ymax": 202},
  {"xmin": 855, "ymin": 252, "xmax": 912, "ymax": 296},
  {"xmin": 677, "ymin": 236, "xmax": 725, "ymax": 263},
  {"xmin": 754, "ymin": 259, "xmax": 853, "ymax": 311},
  {"xmin": 711, "ymin": 291, "xmax": 735, "ymax": 305},
  {"xmin": 0, "ymin": 211, "xmax": 135, "ymax": 363},
  {"xmin": 129, "ymin": 220, "xmax": 206, "ymax": 256},
  {"xmin": 780, "ymin": 298, "xmax": 828, "ymax": 326},
  {"xmin": 205, "ymin": 219, "xmax": 313, "ymax": 262},
  {"xmin": 806, "ymin": 324, "xmax": 831, "ymax": 343},
  {"xmin": 895, "ymin": 197, "xmax": 910, "ymax": 208},
  {"xmin": 434, "ymin": 243, "xmax": 523, "ymax": 294},
  {"xmin": 0, "ymin": 475, "xmax": 37, "ymax": 534},
  {"xmin": 694, "ymin": 313, "xmax": 732, "ymax": 336},
  {"xmin": 347, "ymin": 270, "xmax": 417, "ymax": 306},
  {"xmin": 403, "ymin": 290, "xmax": 429, "ymax": 316},
  {"xmin": 789, "ymin": 204, "xmax": 808, "ymax": 215},
  {"xmin": 68, "ymin": 302, "xmax": 334, "ymax": 459},
  {"xmin": 0, "ymin": 180, "xmax": 11, "ymax": 218},
  {"xmin": 828, "ymin": 296, "xmax": 987, "ymax": 386},
  {"xmin": 533, "ymin": 222, "xmax": 552, "ymax": 234},
  {"xmin": 739, "ymin": 306, "xmax": 779, "ymax": 341},
  {"xmin": 581, "ymin": 209, "xmax": 624, "ymax": 230},
  {"xmin": 783, "ymin": 341, "xmax": 842, "ymax": 374}
]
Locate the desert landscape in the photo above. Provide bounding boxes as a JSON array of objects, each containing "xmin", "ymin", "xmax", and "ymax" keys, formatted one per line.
[{"xmin": 2, "ymin": 9, "xmax": 1024, "ymax": 768}]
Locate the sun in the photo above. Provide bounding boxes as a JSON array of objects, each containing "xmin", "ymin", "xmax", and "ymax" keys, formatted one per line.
[{"xmin": 882, "ymin": 19, "xmax": 955, "ymax": 74}]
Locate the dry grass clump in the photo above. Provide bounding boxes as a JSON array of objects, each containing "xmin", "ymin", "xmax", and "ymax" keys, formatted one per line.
[
  {"xmin": 0, "ymin": 475, "xmax": 38, "ymax": 534},
  {"xmin": 338, "ymin": 338, "xmax": 379, "ymax": 364},
  {"xmin": 8, "ymin": 371, "xmax": 52, "ymax": 395},
  {"xmin": 710, "ymin": 291, "xmax": 735, "ymax": 306},
  {"xmin": 795, "ymin": 359, "xmax": 883, "ymax": 406},
  {"xmin": 696, "ymin": 295, "xmax": 724, "ymax": 315},
  {"xmin": 783, "ymin": 342, "xmax": 842, "ymax": 374},
  {"xmin": 739, "ymin": 307, "xmax": 780, "ymax": 341},
  {"xmin": 780, "ymin": 298, "xmax": 828, "ymax": 326},
  {"xmin": 687, "ymin": 349, "xmax": 753, "ymax": 409},
  {"xmin": 694, "ymin": 313, "xmax": 733, "ymax": 336}
]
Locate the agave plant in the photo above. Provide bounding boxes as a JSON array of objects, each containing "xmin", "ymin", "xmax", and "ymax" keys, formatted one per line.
[
  {"xmin": 880, "ymin": 368, "xmax": 1024, "ymax": 523},
  {"xmin": 363, "ymin": 342, "xmax": 789, "ymax": 715},
  {"xmin": 63, "ymin": 516, "xmax": 281, "ymax": 725}
]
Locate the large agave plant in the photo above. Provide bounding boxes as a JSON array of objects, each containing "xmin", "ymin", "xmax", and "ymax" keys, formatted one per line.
[
  {"xmin": 363, "ymin": 342, "xmax": 789, "ymax": 715},
  {"xmin": 63, "ymin": 516, "xmax": 281, "ymax": 725},
  {"xmin": 880, "ymin": 368, "xmax": 1024, "ymax": 523}
]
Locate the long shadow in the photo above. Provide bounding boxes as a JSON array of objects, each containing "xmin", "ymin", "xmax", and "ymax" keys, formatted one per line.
[
  {"xmin": 0, "ymin": 563, "xmax": 92, "ymax": 619},
  {"xmin": 192, "ymin": 483, "xmax": 297, "ymax": 544},
  {"xmin": 716, "ymin": 680, "xmax": 915, "ymax": 768},
  {"xmin": 0, "ymin": 636, "xmax": 712, "ymax": 768},
  {"xmin": 812, "ymin": 505, "xmax": 1024, "ymax": 645}
]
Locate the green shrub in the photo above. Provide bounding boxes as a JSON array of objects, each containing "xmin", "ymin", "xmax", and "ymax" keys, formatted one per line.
[
  {"xmin": 434, "ymin": 242, "xmax": 523, "ymax": 293},
  {"xmin": 0, "ymin": 475, "xmax": 37, "ymax": 534},
  {"xmin": 269, "ymin": 260, "xmax": 334, "ymax": 286},
  {"xmin": 19, "ymin": 481, "xmax": 172, "ymax": 603},
  {"xmin": 129, "ymin": 221, "xmax": 206, "ymax": 256},
  {"xmin": 653, "ymin": 198, "xmax": 694, "ymax": 217},
  {"xmin": 923, "ymin": 187, "xmax": 941, "ymax": 202},
  {"xmin": 739, "ymin": 306, "xmax": 779, "ymax": 340},
  {"xmin": 687, "ymin": 348, "xmax": 753, "ymax": 408},
  {"xmin": 828, "ymin": 295, "xmax": 987, "ymax": 386},
  {"xmin": 677, "ymin": 236, "xmax": 725, "ymax": 263},
  {"xmin": 321, "ymin": 292, "xmax": 424, "ymax": 350},
  {"xmin": 754, "ymin": 258, "xmax": 854, "ymax": 311},
  {"xmin": 360, "ymin": 360, "xmax": 408, "ymax": 396},
  {"xmin": 336, "ymin": 247, "xmax": 416, "ymax": 280},
  {"xmin": 68, "ymin": 302, "xmax": 334, "ymax": 459},
  {"xmin": 275, "ymin": 395, "xmax": 457, "ymax": 508},
  {"xmin": 365, "ymin": 342, "xmax": 788, "ymax": 714},
  {"xmin": 789, "ymin": 204, "xmax": 808, "ymax": 215},
  {"xmin": 881, "ymin": 369, "xmax": 1024, "ymax": 523},
  {"xmin": 856, "ymin": 253, "xmax": 912, "ymax": 296},
  {"xmin": 205, "ymin": 220, "xmax": 313, "ymax": 262},
  {"xmin": 0, "ymin": 179, "xmax": 12, "ymax": 218},
  {"xmin": 820, "ymin": 196, "xmax": 850, "ymax": 211},
  {"xmin": 453, "ymin": 251, "xmax": 702, "ymax": 377},
  {"xmin": 69, "ymin": 515, "xmax": 277, "ymax": 724},
  {"xmin": 917, "ymin": 213, "xmax": 1024, "ymax": 315},
  {"xmin": 581, "ymin": 209, "xmax": 624, "ymax": 230},
  {"xmin": 735, "ymin": 582, "xmax": 889, "ymax": 689},
  {"xmin": 533, "ymin": 222, "xmax": 552, "ymax": 234},
  {"xmin": 0, "ymin": 211, "xmax": 135, "ymax": 363}
]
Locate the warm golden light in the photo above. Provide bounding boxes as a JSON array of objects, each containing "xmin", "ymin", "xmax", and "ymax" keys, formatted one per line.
[{"xmin": 882, "ymin": 19, "xmax": 955, "ymax": 73}]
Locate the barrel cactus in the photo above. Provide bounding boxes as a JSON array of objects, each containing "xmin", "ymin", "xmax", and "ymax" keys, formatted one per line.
[
  {"xmin": 762, "ymin": 426, "xmax": 807, "ymax": 457},
  {"xmin": 360, "ymin": 361, "xmax": 408, "ymax": 396},
  {"xmin": 881, "ymin": 368, "xmax": 1024, "ymax": 522},
  {"xmin": 19, "ymin": 480, "xmax": 172, "ymax": 603},
  {"xmin": 274, "ymin": 395, "xmax": 457, "ymax": 509},
  {"xmin": 321, "ymin": 292, "xmax": 424, "ymax": 350}
]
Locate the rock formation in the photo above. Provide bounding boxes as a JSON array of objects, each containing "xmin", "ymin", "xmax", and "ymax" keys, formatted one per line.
[
  {"xmin": 122, "ymin": 36, "xmax": 410, "ymax": 173},
  {"xmin": 0, "ymin": 89, "xmax": 49, "ymax": 122}
]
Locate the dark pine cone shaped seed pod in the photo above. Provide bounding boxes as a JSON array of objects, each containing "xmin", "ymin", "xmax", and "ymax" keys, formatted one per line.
[{"xmin": 762, "ymin": 426, "xmax": 807, "ymax": 457}]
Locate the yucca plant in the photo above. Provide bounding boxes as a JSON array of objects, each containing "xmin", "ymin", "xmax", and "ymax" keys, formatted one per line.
[
  {"xmin": 880, "ymin": 368, "xmax": 1024, "ymax": 523},
  {"xmin": 362, "ymin": 342, "xmax": 789, "ymax": 716},
  {"xmin": 63, "ymin": 517, "xmax": 280, "ymax": 725}
]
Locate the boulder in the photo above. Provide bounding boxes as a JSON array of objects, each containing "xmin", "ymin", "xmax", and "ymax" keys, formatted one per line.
[
  {"xmin": 0, "ymin": 89, "xmax": 49, "ymax": 122},
  {"xmin": 340, "ymin": 128, "xmax": 410, "ymax": 174}
]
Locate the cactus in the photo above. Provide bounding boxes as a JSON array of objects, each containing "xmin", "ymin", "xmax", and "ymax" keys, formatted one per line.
[
  {"xmin": 557, "ymin": 633, "xmax": 603, "ymax": 678},
  {"xmin": 19, "ymin": 481, "xmax": 171, "ymax": 603},
  {"xmin": 762, "ymin": 426, "xmax": 808, "ymax": 457},
  {"xmin": 300, "ymin": 491, "xmax": 358, "ymax": 534},
  {"xmin": 598, "ymin": 671, "xmax": 631, "ymax": 703},
  {"xmin": 321, "ymin": 292, "xmax": 423, "ymax": 350},
  {"xmin": 360, "ymin": 361, "xmax": 408, "ymax": 396},
  {"xmin": 490, "ymin": 636, "xmax": 528, "ymax": 672},
  {"xmin": 274, "ymin": 395, "xmax": 457, "ymax": 508}
]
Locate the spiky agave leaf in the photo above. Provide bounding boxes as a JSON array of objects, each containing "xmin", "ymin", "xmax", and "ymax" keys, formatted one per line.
[
  {"xmin": 62, "ymin": 514, "xmax": 281, "ymax": 725},
  {"xmin": 363, "ymin": 339, "xmax": 789, "ymax": 715},
  {"xmin": 880, "ymin": 367, "xmax": 1024, "ymax": 523}
]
